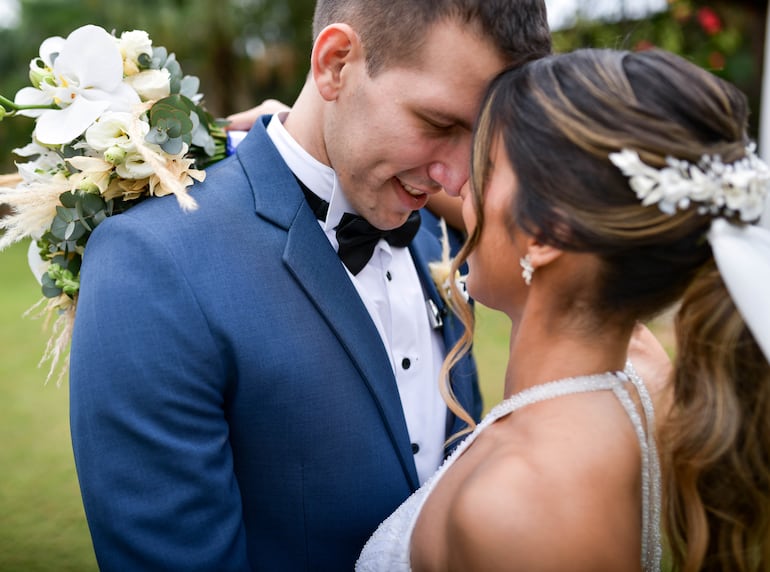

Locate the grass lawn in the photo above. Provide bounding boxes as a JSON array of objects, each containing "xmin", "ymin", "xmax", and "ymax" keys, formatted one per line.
[{"xmin": 0, "ymin": 240, "xmax": 97, "ymax": 571}]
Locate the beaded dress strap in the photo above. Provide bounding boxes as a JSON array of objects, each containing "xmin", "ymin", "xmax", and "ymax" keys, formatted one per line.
[
  {"xmin": 624, "ymin": 361, "xmax": 663, "ymax": 570},
  {"xmin": 481, "ymin": 373, "xmax": 624, "ymax": 430},
  {"xmin": 433, "ymin": 373, "xmax": 626, "ymax": 501}
]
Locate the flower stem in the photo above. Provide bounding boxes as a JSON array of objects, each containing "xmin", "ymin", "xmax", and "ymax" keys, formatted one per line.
[{"xmin": 0, "ymin": 94, "xmax": 56, "ymax": 114}]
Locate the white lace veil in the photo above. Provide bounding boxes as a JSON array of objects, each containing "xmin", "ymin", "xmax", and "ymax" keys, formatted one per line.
[{"xmin": 709, "ymin": 217, "xmax": 770, "ymax": 363}]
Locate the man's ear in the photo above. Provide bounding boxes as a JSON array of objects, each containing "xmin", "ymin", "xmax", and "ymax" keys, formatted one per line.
[{"xmin": 311, "ymin": 24, "xmax": 362, "ymax": 101}]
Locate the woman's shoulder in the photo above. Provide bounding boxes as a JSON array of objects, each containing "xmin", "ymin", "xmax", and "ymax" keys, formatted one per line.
[{"xmin": 440, "ymin": 408, "xmax": 642, "ymax": 571}]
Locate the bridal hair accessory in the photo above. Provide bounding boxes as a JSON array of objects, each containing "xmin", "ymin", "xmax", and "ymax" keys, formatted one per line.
[
  {"xmin": 520, "ymin": 254, "xmax": 534, "ymax": 286},
  {"xmin": 609, "ymin": 144, "xmax": 770, "ymax": 222},
  {"xmin": 708, "ymin": 218, "xmax": 770, "ymax": 363},
  {"xmin": 0, "ymin": 25, "xmax": 228, "ymax": 384}
]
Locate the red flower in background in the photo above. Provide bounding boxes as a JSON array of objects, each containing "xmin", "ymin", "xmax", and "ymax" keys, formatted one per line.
[
  {"xmin": 634, "ymin": 40, "xmax": 656, "ymax": 51},
  {"xmin": 708, "ymin": 51, "xmax": 725, "ymax": 70},
  {"xmin": 697, "ymin": 7, "xmax": 722, "ymax": 35}
]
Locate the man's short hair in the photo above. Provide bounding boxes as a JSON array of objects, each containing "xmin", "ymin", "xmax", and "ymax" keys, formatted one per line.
[{"xmin": 312, "ymin": 0, "xmax": 552, "ymax": 75}]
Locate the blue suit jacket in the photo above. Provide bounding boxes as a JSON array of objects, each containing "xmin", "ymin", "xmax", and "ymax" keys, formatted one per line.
[{"xmin": 70, "ymin": 118, "xmax": 480, "ymax": 571}]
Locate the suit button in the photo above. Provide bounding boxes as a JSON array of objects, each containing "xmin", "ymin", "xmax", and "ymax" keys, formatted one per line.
[
  {"xmin": 386, "ymin": 271, "xmax": 392, "ymax": 281},
  {"xmin": 401, "ymin": 357, "xmax": 411, "ymax": 370},
  {"xmin": 411, "ymin": 443, "xmax": 420, "ymax": 454}
]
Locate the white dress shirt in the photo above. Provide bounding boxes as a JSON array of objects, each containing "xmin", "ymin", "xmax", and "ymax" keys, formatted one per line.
[{"xmin": 267, "ymin": 114, "xmax": 447, "ymax": 484}]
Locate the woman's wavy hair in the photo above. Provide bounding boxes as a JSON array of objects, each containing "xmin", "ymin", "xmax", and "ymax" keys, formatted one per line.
[{"xmin": 441, "ymin": 48, "xmax": 770, "ymax": 571}]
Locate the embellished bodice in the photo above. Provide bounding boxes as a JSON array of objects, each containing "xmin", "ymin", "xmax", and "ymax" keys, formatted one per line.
[{"xmin": 355, "ymin": 363, "xmax": 662, "ymax": 571}]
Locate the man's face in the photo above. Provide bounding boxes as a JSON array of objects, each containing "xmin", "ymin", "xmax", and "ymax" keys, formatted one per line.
[{"xmin": 324, "ymin": 20, "xmax": 505, "ymax": 230}]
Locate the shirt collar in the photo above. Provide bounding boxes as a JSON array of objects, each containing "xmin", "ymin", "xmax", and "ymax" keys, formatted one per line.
[{"xmin": 266, "ymin": 113, "xmax": 354, "ymax": 231}]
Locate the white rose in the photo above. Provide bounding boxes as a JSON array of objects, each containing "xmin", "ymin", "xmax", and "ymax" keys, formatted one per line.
[
  {"xmin": 116, "ymin": 152, "xmax": 155, "ymax": 179},
  {"xmin": 84, "ymin": 111, "xmax": 137, "ymax": 151},
  {"xmin": 119, "ymin": 30, "xmax": 152, "ymax": 66},
  {"xmin": 124, "ymin": 69, "xmax": 171, "ymax": 102}
]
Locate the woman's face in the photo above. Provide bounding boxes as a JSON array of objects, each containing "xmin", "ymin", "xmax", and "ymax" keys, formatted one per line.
[{"xmin": 461, "ymin": 134, "xmax": 530, "ymax": 317}]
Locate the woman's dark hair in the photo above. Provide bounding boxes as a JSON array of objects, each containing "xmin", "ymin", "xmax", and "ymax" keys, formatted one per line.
[{"xmin": 442, "ymin": 48, "xmax": 770, "ymax": 571}]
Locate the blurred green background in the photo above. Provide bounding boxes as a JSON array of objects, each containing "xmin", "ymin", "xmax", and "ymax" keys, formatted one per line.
[{"xmin": 0, "ymin": 0, "xmax": 764, "ymax": 569}]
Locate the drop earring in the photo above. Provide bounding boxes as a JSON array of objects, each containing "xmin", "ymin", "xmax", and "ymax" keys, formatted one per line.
[{"xmin": 519, "ymin": 254, "xmax": 534, "ymax": 286}]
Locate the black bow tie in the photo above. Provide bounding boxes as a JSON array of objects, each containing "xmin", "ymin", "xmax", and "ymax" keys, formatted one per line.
[{"xmin": 296, "ymin": 178, "xmax": 421, "ymax": 275}]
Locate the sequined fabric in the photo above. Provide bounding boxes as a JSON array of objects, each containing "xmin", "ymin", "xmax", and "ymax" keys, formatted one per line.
[{"xmin": 356, "ymin": 365, "xmax": 662, "ymax": 571}]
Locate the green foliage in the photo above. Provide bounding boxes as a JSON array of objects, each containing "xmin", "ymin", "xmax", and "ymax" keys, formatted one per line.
[
  {"xmin": 552, "ymin": 1, "xmax": 762, "ymax": 137},
  {"xmin": 36, "ymin": 189, "xmax": 114, "ymax": 300},
  {"xmin": 147, "ymin": 95, "xmax": 197, "ymax": 154}
]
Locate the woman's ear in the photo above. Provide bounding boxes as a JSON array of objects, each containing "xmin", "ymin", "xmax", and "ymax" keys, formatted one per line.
[
  {"xmin": 310, "ymin": 24, "xmax": 362, "ymax": 101},
  {"xmin": 525, "ymin": 238, "xmax": 563, "ymax": 273}
]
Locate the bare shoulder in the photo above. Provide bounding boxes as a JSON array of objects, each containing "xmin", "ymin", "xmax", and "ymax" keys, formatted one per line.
[{"xmin": 441, "ymin": 413, "xmax": 642, "ymax": 571}]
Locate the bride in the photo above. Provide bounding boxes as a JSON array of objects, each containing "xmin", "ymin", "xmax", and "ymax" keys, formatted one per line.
[{"xmin": 357, "ymin": 48, "xmax": 770, "ymax": 571}]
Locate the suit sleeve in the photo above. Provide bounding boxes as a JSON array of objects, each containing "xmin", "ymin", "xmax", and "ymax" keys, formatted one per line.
[{"xmin": 69, "ymin": 212, "xmax": 250, "ymax": 571}]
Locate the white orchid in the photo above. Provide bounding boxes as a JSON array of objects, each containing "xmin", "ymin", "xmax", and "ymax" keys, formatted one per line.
[
  {"xmin": 13, "ymin": 142, "xmax": 67, "ymax": 183},
  {"xmin": 13, "ymin": 25, "xmax": 140, "ymax": 146}
]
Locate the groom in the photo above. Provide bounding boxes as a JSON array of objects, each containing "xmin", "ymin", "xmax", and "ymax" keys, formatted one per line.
[{"xmin": 69, "ymin": 1, "xmax": 552, "ymax": 570}]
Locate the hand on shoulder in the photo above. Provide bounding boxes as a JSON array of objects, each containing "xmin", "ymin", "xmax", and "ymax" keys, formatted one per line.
[{"xmin": 226, "ymin": 99, "xmax": 290, "ymax": 130}]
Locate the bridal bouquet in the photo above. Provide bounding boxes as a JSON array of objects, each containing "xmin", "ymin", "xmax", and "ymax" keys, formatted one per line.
[{"xmin": 0, "ymin": 24, "xmax": 228, "ymax": 383}]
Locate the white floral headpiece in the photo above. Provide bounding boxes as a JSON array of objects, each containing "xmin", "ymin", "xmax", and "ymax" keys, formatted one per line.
[{"xmin": 609, "ymin": 144, "xmax": 770, "ymax": 222}]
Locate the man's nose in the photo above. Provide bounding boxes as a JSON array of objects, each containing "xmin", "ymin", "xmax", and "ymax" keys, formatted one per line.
[{"xmin": 426, "ymin": 140, "xmax": 471, "ymax": 197}]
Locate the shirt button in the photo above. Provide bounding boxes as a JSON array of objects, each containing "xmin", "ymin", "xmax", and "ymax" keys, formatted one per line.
[
  {"xmin": 401, "ymin": 357, "xmax": 411, "ymax": 370},
  {"xmin": 386, "ymin": 271, "xmax": 392, "ymax": 281},
  {"xmin": 411, "ymin": 443, "xmax": 420, "ymax": 454}
]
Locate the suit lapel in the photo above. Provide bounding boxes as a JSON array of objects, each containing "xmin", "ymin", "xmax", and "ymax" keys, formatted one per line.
[
  {"xmin": 236, "ymin": 120, "xmax": 420, "ymax": 490},
  {"xmin": 284, "ymin": 211, "xmax": 420, "ymax": 491}
]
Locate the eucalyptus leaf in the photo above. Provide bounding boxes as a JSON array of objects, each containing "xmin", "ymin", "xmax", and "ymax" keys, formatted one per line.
[
  {"xmin": 146, "ymin": 126, "xmax": 170, "ymax": 145},
  {"xmin": 180, "ymin": 75, "xmax": 200, "ymax": 98},
  {"xmin": 77, "ymin": 190, "xmax": 106, "ymax": 213},
  {"xmin": 137, "ymin": 52, "xmax": 152, "ymax": 70},
  {"xmin": 151, "ymin": 46, "xmax": 168, "ymax": 69},
  {"xmin": 50, "ymin": 215, "xmax": 70, "ymax": 240},
  {"xmin": 92, "ymin": 210, "xmax": 108, "ymax": 227},
  {"xmin": 76, "ymin": 201, "xmax": 94, "ymax": 232},
  {"xmin": 41, "ymin": 273, "xmax": 63, "ymax": 298},
  {"xmin": 55, "ymin": 205, "xmax": 77, "ymax": 223},
  {"xmin": 65, "ymin": 220, "xmax": 87, "ymax": 241},
  {"xmin": 59, "ymin": 191, "xmax": 77, "ymax": 208},
  {"xmin": 161, "ymin": 137, "xmax": 185, "ymax": 155},
  {"xmin": 164, "ymin": 54, "xmax": 182, "ymax": 82},
  {"xmin": 192, "ymin": 125, "xmax": 216, "ymax": 157},
  {"xmin": 65, "ymin": 221, "xmax": 77, "ymax": 240}
]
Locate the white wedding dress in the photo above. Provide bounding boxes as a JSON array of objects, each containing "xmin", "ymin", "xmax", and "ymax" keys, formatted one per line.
[{"xmin": 356, "ymin": 363, "xmax": 662, "ymax": 571}]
